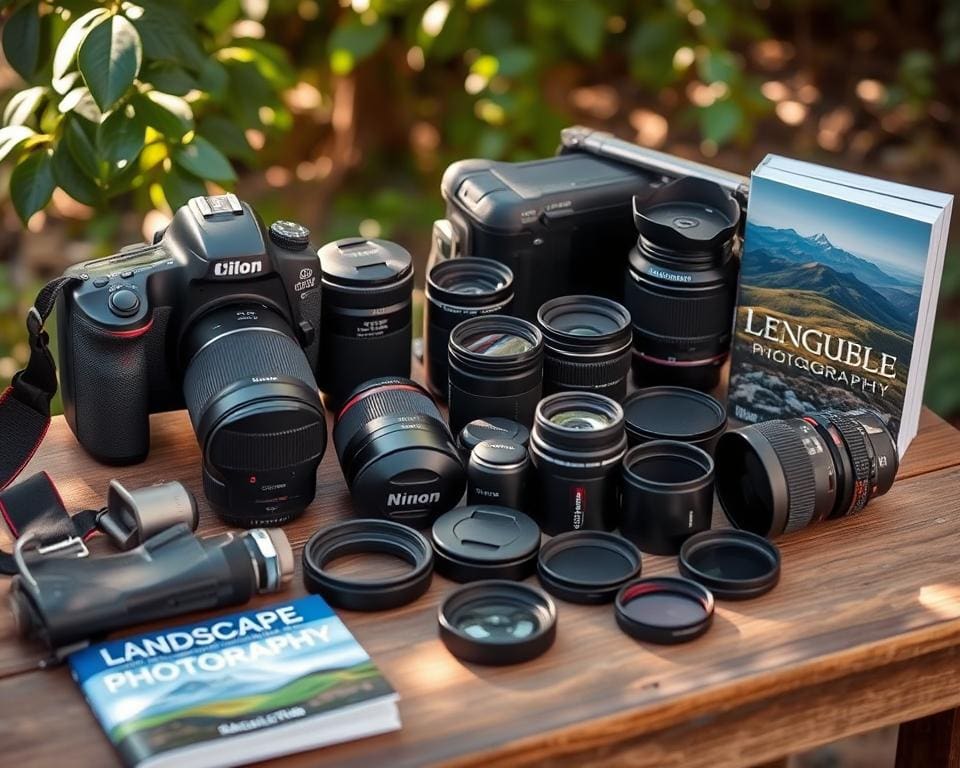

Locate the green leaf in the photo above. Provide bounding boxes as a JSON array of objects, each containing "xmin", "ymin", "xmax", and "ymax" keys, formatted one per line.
[
  {"xmin": 0, "ymin": 125, "xmax": 36, "ymax": 164},
  {"xmin": 141, "ymin": 61, "xmax": 196, "ymax": 96},
  {"xmin": 3, "ymin": 1, "xmax": 41, "ymax": 79},
  {"xmin": 160, "ymin": 166, "xmax": 206, "ymax": 210},
  {"xmin": 699, "ymin": 99, "xmax": 743, "ymax": 145},
  {"xmin": 78, "ymin": 14, "xmax": 143, "ymax": 111},
  {"xmin": 198, "ymin": 114, "xmax": 254, "ymax": 162},
  {"xmin": 133, "ymin": 91, "xmax": 193, "ymax": 138},
  {"xmin": 3, "ymin": 86, "xmax": 47, "ymax": 126},
  {"xmin": 10, "ymin": 149, "xmax": 55, "ymax": 222},
  {"xmin": 197, "ymin": 58, "xmax": 229, "ymax": 99},
  {"xmin": 698, "ymin": 50, "xmax": 739, "ymax": 85},
  {"xmin": 562, "ymin": 0, "xmax": 605, "ymax": 58},
  {"xmin": 64, "ymin": 116, "xmax": 100, "ymax": 179},
  {"xmin": 53, "ymin": 7, "xmax": 110, "ymax": 79},
  {"xmin": 52, "ymin": 140, "xmax": 100, "ymax": 206},
  {"xmin": 328, "ymin": 18, "xmax": 388, "ymax": 74},
  {"xmin": 58, "ymin": 87, "xmax": 103, "ymax": 122},
  {"xmin": 97, "ymin": 107, "xmax": 145, "ymax": 175},
  {"xmin": 130, "ymin": 1, "xmax": 206, "ymax": 69},
  {"xmin": 629, "ymin": 14, "xmax": 687, "ymax": 87},
  {"xmin": 496, "ymin": 47, "xmax": 536, "ymax": 77},
  {"xmin": 172, "ymin": 136, "xmax": 235, "ymax": 183}
]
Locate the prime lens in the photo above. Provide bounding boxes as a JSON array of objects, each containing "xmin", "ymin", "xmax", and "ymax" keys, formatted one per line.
[
  {"xmin": 529, "ymin": 392, "xmax": 627, "ymax": 535},
  {"xmin": 447, "ymin": 315, "xmax": 544, "ymax": 435},
  {"xmin": 715, "ymin": 409, "xmax": 898, "ymax": 539},
  {"xmin": 425, "ymin": 258, "xmax": 514, "ymax": 399},
  {"xmin": 333, "ymin": 376, "xmax": 465, "ymax": 528},
  {"xmin": 318, "ymin": 238, "xmax": 414, "ymax": 410},
  {"xmin": 182, "ymin": 304, "xmax": 326, "ymax": 527},
  {"xmin": 624, "ymin": 177, "xmax": 740, "ymax": 390},
  {"xmin": 537, "ymin": 295, "xmax": 632, "ymax": 401}
]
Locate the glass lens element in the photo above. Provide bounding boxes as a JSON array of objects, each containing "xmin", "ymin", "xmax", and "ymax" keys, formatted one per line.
[
  {"xmin": 455, "ymin": 603, "xmax": 539, "ymax": 640},
  {"xmin": 549, "ymin": 409, "xmax": 612, "ymax": 430},
  {"xmin": 463, "ymin": 332, "xmax": 533, "ymax": 357}
]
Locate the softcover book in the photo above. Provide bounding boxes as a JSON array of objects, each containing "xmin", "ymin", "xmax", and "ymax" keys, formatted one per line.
[
  {"xmin": 68, "ymin": 596, "xmax": 399, "ymax": 768},
  {"xmin": 727, "ymin": 155, "xmax": 953, "ymax": 454}
]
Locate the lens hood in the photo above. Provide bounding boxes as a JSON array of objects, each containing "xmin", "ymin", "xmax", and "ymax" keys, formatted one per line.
[
  {"xmin": 632, "ymin": 177, "xmax": 740, "ymax": 253},
  {"xmin": 302, "ymin": 519, "xmax": 434, "ymax": 611}
]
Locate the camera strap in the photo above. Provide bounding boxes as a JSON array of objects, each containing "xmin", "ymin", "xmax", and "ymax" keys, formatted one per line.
[
  {"xmin": 0, "ymin": 471, "xmax": 98, "ymax": 575},
  {"xmin": 0, "ymin": 275, "xmax": 82, "ymax": 492}
]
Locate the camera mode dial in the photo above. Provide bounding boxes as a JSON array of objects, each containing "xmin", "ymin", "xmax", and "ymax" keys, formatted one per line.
[{"xmin": 269, "ymin": 220, "xmax": 311, "ymax": 251}]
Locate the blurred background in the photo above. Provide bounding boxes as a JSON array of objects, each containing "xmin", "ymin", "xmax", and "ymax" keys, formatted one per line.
[{"xmin": 0, "ymin": 1, "xmax": 956, "ymax": 764}]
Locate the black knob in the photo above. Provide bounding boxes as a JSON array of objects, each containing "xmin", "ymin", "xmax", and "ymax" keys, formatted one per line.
[
  {"xmin": 269, "ymin": 220, "xmax": 311, "ymax": 251},
  {"xmin": 109, "ymin": 289, "xmax": 140, "ymax": 317}
]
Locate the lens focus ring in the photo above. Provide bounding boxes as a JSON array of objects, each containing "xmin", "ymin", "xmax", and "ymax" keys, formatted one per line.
[
  {"xmin": 753, "ymin": 419, "xmax": 818, "ymax": 534},
  {"xmin": 543, "ymin": 352, "xmax": 630, "ymax": 393},
  {"xmin": 824, "ymin": 411, "xmax": 873, "ymax": 515},
  {"xmin": 626, "ymin": 278, "xmax": 734, "ymax": 343}
]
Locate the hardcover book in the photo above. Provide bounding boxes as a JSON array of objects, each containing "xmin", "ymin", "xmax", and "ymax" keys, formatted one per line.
[
  {"xmin": 727, "ymin": 155, "xmax": 953, "ymax": 454},
  {"xmin": 68, "ymin": 596, "xmax": 400, "ymax": 768}
]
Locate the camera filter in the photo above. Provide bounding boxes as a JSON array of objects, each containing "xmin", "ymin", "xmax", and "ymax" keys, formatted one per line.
[
  {"xmin": 678, "ymin": 529, "xmax": 781, "ymax": 600},
  {"xmin": 615, "ymin": 576, "xmax": 714, "ymax": 644},
  {"xmin": 537, "ymin": 530, "xmax": 642, "ymax": 604}
]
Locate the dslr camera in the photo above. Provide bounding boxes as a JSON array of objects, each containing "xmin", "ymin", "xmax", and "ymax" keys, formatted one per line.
[{"xmin": 57, "ymin": 194, "xmax": 327, "ymax": 526}]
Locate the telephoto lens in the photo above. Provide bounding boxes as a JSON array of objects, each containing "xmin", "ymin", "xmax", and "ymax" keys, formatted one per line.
[
  {"xmin": 537, "ymin": 295, "xmax": 632, "ymax": 401},
  {"xmin": 624, "ymin": 177, "xmax": 741, "ymax": 390},
  {"xmin": 182, "ymin": 304, "xmax": 326, "ymax": 527},
  {"xmin": 318, "ymin": 238, "xmax": 414, "ymax": 410},
  {"xmin": 10, "ymin": 524, "xmax": 294, "ymax": 653},
  {"xmin": 529, "ymin": 392, "xmax": 628, "ymax": 535},
  {"xmin": 425, "ymin": 258, "xmax": 514, "ymax": 399},
  {"xmin": 447, "ymin": 316, "xmax": 544, "ymax": 435},
  {"xmin": 715, "ymin": 409, "xmax": 898, "ymax": 539},
  {"xmin": 334, "ymin": 377, "xmax": 465, "ymax": 528}
]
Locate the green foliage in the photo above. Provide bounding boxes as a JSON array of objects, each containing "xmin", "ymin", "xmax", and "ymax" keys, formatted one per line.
[{"xmin": 0, "ymin": 0, "xmax": 294, "ymax": 223}]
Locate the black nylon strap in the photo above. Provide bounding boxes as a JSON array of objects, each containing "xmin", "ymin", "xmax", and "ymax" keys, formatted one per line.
[
  {"xmin": 0, "ymin": 275, "xmax": 81, "ymax": 490},
  {"xmin": 0, "ymin": 471, "xmax": 99, "ymax": 575}
]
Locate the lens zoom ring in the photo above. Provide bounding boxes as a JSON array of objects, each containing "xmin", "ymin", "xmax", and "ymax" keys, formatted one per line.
[
  {"xmin": 627, "ymin": 281, "xmax": 733, "ymax": 341},
  {"xmin": 824, "ymin": 412, "xmax": 872, "ymax": 514},
  {"xmin": 335, "ymin": 385, "xmax": 442, "ymax": 460},
  {"xmin": 210, "ymin": 421, "xmax": 327, "ymax": 471},
  {"xmin": 754, "ymin": 420, "xmax": 818, "ymax": 534},
  {"xmin": 544, "ymin": 350, "xmax": 631, "ymax": 389}
]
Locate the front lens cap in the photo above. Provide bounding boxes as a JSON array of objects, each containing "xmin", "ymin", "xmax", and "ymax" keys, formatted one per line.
[
  {"xmin": 537, "ymin": 531, "xmax": 642, "ymax": 604},
  {"xmin": 439, "ymin": 580, "xmax": 557, "ymax": 665},
  {"xmin": 615, "ymin": 577, "xmax": 714, "ymax": 644},
  {"xmin": 302, "ymin": 519, "xmax": 434, "ymax": 611},
  {"xmin": 678, "ymin": 529, "xmax": 781, "ymax": 600},
  {"xmin": 432, "ymin": 505, "xmax": 541, "ymax": 582}
]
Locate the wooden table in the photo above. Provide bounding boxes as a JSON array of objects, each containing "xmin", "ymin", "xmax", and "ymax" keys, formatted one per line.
[{"xmin": 4, "ymin": 372, "xmax": 960, "ymax": 767}]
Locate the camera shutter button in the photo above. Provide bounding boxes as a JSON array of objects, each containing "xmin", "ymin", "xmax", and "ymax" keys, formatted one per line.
[{"xmin": 109, "ymin": 288, "xmax": 140, "ymax": 317}]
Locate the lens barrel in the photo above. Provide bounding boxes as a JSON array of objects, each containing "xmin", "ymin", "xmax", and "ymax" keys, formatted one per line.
[
  {"xmin": 529, "ymin": 392, "xmax": 627, "ymax": 535},
  {"xmin": 537, "ymin": 295, "xmax": 632, "ymax": 401},
  {"xmin": 182, "ymin": 304, "xmax": 326, "ymax": 527},
  {"xmin": 447, "ymin": 315, "xmax": 544, "ymax": 435},
  {"xmin": 425, "ymin": 258, "xmax": 514, "ymax": 399},
  {"xmin": 334, "ymin": 376, "xmax": 465, "ymax": 528},
  {"xmin": 624, "ymin": 177, "xmax": 740, "ymax": 390},
  {"xmin": 715, "ymin": 409, "xmax": 898, "ymax": 539},
  {"xmin": 318, "ymin": 238, "xmax": 414, "ymax": 410}
]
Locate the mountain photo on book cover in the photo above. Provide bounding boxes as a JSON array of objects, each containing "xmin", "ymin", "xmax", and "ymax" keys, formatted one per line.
[{"xmin": 729, "ymin": 173, "xmax": 929, "ymax": 433}]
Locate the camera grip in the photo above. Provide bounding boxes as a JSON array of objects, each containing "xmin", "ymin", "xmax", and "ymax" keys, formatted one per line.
[{"xmin": 61, "ymin": 310, "xmax": 152, "ymax": 464}]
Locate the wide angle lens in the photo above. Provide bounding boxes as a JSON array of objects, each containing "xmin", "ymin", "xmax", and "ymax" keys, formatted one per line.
[{"xmin": 715, "ymin": 409, "xmax": 898, "ymax": 538}]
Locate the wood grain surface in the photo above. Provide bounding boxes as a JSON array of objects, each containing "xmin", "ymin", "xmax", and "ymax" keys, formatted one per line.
[{"xmin": 2, "ymin": 371, "xmax": 960, "ymax": 767}]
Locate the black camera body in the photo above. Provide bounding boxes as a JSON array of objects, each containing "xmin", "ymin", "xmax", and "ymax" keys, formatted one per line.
[
  {"xmin": 58, "ymin": 194, "xmax": 326, "ymax": 524},
  {"xmin": 434, "ymin": 154, "xmax": 655, "ymax": 319}
]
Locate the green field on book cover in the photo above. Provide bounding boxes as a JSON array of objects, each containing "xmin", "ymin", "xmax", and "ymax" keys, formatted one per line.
[{"xmin": 728, "ymin": 173, "xmax": 931, "ymax": 434}]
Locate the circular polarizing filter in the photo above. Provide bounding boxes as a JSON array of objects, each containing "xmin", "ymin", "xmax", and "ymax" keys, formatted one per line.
[
  {"xmin": 432, "ymin": 505, "xmax": 541, "ymax": 582},
  {"xmin": 302, "ymin": 519, "xmax": 434, "ymax": 611},
  {"xmin": 678, "ymin": 529, "xmax": 781, "ymax": 600},
  {"xmin": 537, "ymin": 531, "xmax": 642, "ymax": 604},
  {"xmin": 622, "ymin": 386, "xmax": 727, "ymax": 452},
  {"xmin": 438, "ymin": 580, "xmax": 557, "ymax": 665},
  {"xmin": 615, "ymin": 577, "xmax": 714, "ymax": 644}
]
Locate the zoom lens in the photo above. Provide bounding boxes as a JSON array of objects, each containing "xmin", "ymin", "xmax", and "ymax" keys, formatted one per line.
[
  {"xmin": 715, "ymin": 409, "xmax": 898, "ymax": 539},
  {"xmin": 182, "ymin": 304, "xmax": 326, "ymax": 527},
  {"xmin": 537, "ymin": 295, "xmax": 632, "ymax": 401},
  {"xmin": 318, "ymin": 238, "xmax": 414, "ymax": 410},
  {"xmin": 334, "ymin": 376, "xmax": 465, "ymax": 528},
  {"xmin": 529, "ymin": 392, "xmax": 627, "ymax": 535},
  {"xmin": 624, "ymin": 177, "xmax": 740, "ymax": 390},
  {"xmin": 425, "ymin": 258, "xmax": 514, "ymax": 399},
  {"xmin": 448, "ymin": 316, "xmax": 544, "ymax": 435}
]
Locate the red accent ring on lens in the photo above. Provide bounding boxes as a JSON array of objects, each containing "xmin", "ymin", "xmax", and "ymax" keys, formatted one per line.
[
  {"xmin": 637, "ymin": 351, "xmax": 727, "ymax": 367},
  {"xmin": 337, "ymin": 382, "xmax": 425, "ymax": 421}
]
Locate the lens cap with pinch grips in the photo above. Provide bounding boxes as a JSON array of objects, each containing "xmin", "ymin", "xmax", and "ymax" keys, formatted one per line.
[{"xmin": 432, "ymin": 505, "xmax": 541, "ymax": 582}]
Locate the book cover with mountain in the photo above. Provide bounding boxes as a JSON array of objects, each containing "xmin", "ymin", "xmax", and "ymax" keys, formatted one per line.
[
  {"xmin": 728, "ymin": 156, "xmax": 952, "ymax": 453},
  {"xmin": 68, "ymin": 596, "xmax": 399, "ymax": 768}
]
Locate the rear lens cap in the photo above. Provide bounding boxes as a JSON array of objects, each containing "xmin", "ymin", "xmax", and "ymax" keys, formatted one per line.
[
  {"xmin": 537, "ymin": 531, "xmax": 642, "ymax": 604},
  {"xmin": 615, "ymin": 577, "xmax": 714, "ymax": 644},
  {"xmin": 623, "ymin": 386, "xmax": 727, "ymax": 453},
  {"xmin": 457, "ymin": 417, "xmax": 530, "ymax": 459},
  {"xmin": 678, "ymin": 529, "xmax": 781, "ymax": 600},
  {"xmin": 432, "ymin": 505, "xmax": 541, "ymax": 582},
  {"xmin": 439, "ymin": 580, "xmax": 557, "ymax": 665}
]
